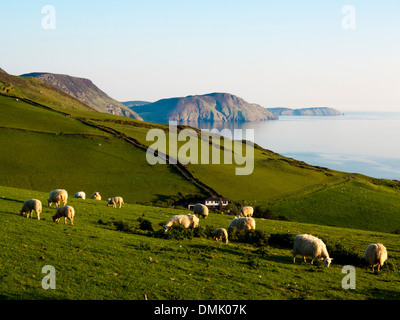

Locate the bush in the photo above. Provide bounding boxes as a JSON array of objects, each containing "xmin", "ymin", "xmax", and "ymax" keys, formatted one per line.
[
  {"xmin": 253, "ymin": 206, "xmax": 290, "ymax": 221},
  {"xmin": 228, "ymin": 227, "xmax": 269, "ymax": 247},
  {"xmin": 326, "ymin": 243, "xmax": 364, "ymax": 266},
  {"xmin": 137, "ymin": 218, "xmax": 154, "ymax": 231},
  {"xmin": 268, "ymin": 233, "xmax": 295, "ymax": 249},
  {"xmin": 113, "ymin": 220, "xmax": 133, "ymax": 233}
]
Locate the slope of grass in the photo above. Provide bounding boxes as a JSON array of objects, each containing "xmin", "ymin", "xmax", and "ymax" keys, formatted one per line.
[
  {"xmin": 0, "ymin": 127, "xmax": 203, "ymax": 204},
  {"xmin": 1, "ymin": 185, "xmax": 399, "ymax": 300},
  {"xmin": 268, "ymin": 177, "xmax": 400, "ymax": 233}
]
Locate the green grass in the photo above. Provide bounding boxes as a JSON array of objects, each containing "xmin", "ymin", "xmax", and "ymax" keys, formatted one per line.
[
  {"xmin": 268, "ymin": 177, "xmax": 400, "ymax": 233},
  {"xmin": 0, "ymin": 127, "xmax": 203, "ymax": 204},
  {"xmin": 1, "ymin": 185, "xmax": 399, "ymax": 300}
]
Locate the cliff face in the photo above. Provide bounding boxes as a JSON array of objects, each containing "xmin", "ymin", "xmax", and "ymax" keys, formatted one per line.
[
  {"xmin": 20, "ymin": 72, "xmax": 143, "ymax": 120},
  {"xmin": 131, "ymin": 92, "xmax": 278, "ymax": 124},
  {"xmin": 267, "ymin": 107, "xmax": 341, "ymax": 116}
]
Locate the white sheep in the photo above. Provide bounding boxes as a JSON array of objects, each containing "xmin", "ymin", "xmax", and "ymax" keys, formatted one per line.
[
  {"xmin": 237, "ymin": 206, "xmax": 254, "ymax": 218},
  {"xmin": 106, "ymin": 196, "xmax": 124, "ymax": 208},
  {"xmin": 48, "ymin": 189, "xmax": 68, "ymax": 208},
  {"xmin": 20, "ymin": 199, "xmax": 42, "ymax": 220},
  {"xmin": 193, "ymin": 203, "xmax": 209, "ymax": 219},
  {"xmin": 363, "ymin": 243, "xmax": 388, "ymax": 271},
  {"xmin": 74, "ymin": 191, "xmax": 86, "ymax": 200},
  {"xmin": 90, "ymin": 192, "xmax": 101, "ymax": 200},
  {"xmin": 228, "ymin": 217, "xmax": 256, "ymax": 231},
  {"xmin": 163, "ymin": 214, "xmax": 200, "ymax": 232},
  {"xmin": 53, "ymin": 205, "xmax": 75, "ymax": 226},
  {"xmin": 293, "ymin": 234, "xmax": 333, "ymax": 267},
  {"xmin": 213, "ymin": 228, "xmax": 229, "ymax": 244}
]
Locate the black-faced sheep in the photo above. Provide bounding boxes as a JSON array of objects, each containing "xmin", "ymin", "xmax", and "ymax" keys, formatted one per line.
[
  {"xmin": 48, "ymin": 189, "xmax": 68, "ymax": 208},
  {"xmin": 363, "ymin": 243, "xmax": 388, "ymax": 271},
  {"xmin": 293, "ymin": 234, "xmax": 333, "ymax": 267},
  {"xmin": 237, "ymin": 206, "xmax": 254, "ymax": 218},
  {"xmin": 53, "ymin": 205, "xmax": 75, "ymax": 226},
  {"xmin": 193, "ymin": 203, "xmax": 209, "ymax": 219},
  {"xmin": 90, "ymin": 192, "xmax": 101, "ymax": 200},
  {"xmin": 228, "ymin": 217, "xmax": 256, "ymax": 231},
  {"xmin": 163, "ymin": 214, "xmax": 199, "ymax": 232},
  {"xmin": 106, "ymin": 196, "xmax": 124, "ymax": 208},
  {"xmin": 74, "ymin": 191, "xmax": 86, "ymax": 200},
  {"xmin": 20, "ymin": 199, "xmax": 42, "ymax": 220},
  {"xmin": 213, "ymin": 228, "xmax": 229, "ymax": 243}
]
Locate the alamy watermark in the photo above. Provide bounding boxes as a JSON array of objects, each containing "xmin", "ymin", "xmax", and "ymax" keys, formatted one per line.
[
  {"xmin": 342, "ymin": 5, "xmax": 356, "ymax": 30},
  {"xmin": 42, "ymin": 5, "xmax": 56, "ymax": 30},
  {"xmin": 342, "ymin": 265, "xmax": 356, "ymax": 290},
  {"xmin": 146, "ymin": 121, "xmax": 255, "ymax": 175},
  {"xmin": 41, "ymin": 265, "xmax": 56, "ymax": 290}
]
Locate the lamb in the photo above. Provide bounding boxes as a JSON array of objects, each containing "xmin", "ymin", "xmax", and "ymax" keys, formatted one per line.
[
  {"xmin": 74, "ymin": 191, "xmax": 86, "ymax": 200},
  {"xmin": 237, "ymin": 206, "xmax": 254, "ymax": 217},
  {"xmin": 20, "ymin": 199, "xmax": 42, "ymax": 220},
  {"xmin": 228, "ymin": 217, "xmax": 256, "ymax": 231},
  {"xmin": 53, "ymin": 206, "xmax": 75, "ymax": 226},
  {"xmin": 213, "ymin": 228, "xmax": 229, "ymax": 244},
  {"xmin": 48, "ymin": 189, "xmax": 68, "ymax": 208},
  {"xmin": 106, "ymin": 196, "xmax": 124, "ymax": 208},
  {"xmin": 363, "ymin": 243, "xmax": 388, "ymax": 271},
  {"xmin": 163, "ymin": 214, "xmax": 199, "ymax": 232},
  {"xmin": 193, "ymin": 203, "xmax": 209, "ymax": 219},
  {"xmin": 90, "ymin": 192, "xmax": 101, "ymax": 200},
  {"xmin": 293, "ymin": 234, "xmax": 333, "ymax": 267}
]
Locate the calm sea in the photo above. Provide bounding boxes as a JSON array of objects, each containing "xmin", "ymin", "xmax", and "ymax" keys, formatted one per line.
[{"xmin": 184, "ymin": 112, "xmax": 400, "ymax": 180}]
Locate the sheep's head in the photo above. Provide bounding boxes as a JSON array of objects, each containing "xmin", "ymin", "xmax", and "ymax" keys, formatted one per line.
[{"xmin": 324, "ymin": 257, "xmax": 333, "ymax": 267}]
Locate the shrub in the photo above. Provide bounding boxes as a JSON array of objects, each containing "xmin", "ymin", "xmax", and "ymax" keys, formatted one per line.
[
  {"xmin": 227, "ymin": 227, "xmax": 269, "ymax": 247},
  {"xmin": 253, "ymin": 206, "xmax": 290, "ymax": 221},
  {"xmin": 268, "ymin": 233, "xmax": 295, "ymax": 249},
  {"xmin": 326, "ymin": 243, "xmax": 364, "ymax": 266},
  {"xmin": 137, "ymin": 218, "xmax": 154, "ymax": 231},
  {"xmin": 113, "ymin": 220, "xmax": 133, "ymax": 233}
]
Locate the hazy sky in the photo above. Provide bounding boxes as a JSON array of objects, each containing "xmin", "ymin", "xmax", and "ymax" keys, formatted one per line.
[{"xmin": 1, "ymin": 0, "xmax": 399, "ymax": 111}]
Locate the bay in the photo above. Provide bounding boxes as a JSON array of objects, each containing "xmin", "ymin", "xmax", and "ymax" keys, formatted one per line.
[{"xmin": 183, "ymin": 112, "xmax": 400, "ymax": 180}]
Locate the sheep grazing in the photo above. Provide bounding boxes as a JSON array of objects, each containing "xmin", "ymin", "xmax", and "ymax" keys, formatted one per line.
[
  {"xmin": 53, "ymin": 206, "xmax": 75, "ymax": 226},
  {"xmin": 213, "ymin": 228, "xmax": 229, "ymax": 244},
  {"xmin": 90, "ymin": 192, "xmax": 101, "ymax": 200},
  {"xmin": 106, "ymin": 196, "xmax": 124, "ymax": 208},
  {"xmin": 193, "ymin": 203, "xmax": 209, "ymax": 219},
  {"xmin": 293, "ymin": 234, "xmax": 333, "ymax": 267},
  {"xmin": 74, "ymin": 191, "xmax": 86, "ymax": 200},
  {"xmin": 48, "ymin": 189, "xmax": 68, "ymax": 208},
  {"xmin": 237, "ymin": 206, "xmax": 254, "ymax": 218},
  {"xmin": 20, "ymin": 199, "xmax": 42, "ymax": 220},
  {"xmin": 228, "ymin": 217, "xmax": 256, "ymax": 231},
  {"xmin": 163, "ymin": 214, "xmax": 199, "ymax": 232},
  {"xmin": 363, "ymin": 243, "xmax": 388, "ymax": 271}
]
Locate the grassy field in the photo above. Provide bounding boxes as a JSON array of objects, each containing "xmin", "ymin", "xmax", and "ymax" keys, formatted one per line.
[{"xmin": 1, "ymin": 185, "xmax": 399, "ymax": 300}]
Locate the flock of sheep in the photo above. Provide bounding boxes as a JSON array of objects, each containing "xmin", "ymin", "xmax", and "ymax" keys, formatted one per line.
[
  {"xmin": 165, "ymin": 204, "xmax": 388, "ymax": 272},
  {"xmin": 19, "ymin": 189, "xmax": 125, "ymax": 226},
  {"xmin": 19, "ymin": 194, "xmax": 388, "ymax": 272}
]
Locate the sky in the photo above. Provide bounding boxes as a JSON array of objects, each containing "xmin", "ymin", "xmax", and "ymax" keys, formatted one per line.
[{"xmin": 1, "ymin": 0, "xmax": 400, "ymax": 111}]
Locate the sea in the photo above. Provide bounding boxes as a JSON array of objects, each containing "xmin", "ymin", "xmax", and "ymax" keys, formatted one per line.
[{"xmin": 183, "ymin": 112, "xmax": 400, "ymax": 181}]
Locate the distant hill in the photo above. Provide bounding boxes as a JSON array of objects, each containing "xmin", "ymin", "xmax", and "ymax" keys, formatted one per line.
[
  {"xmin": 131, "ymin": 92, "xmax": 278, "ymax": 123},
  {"xmin": 0, "ymin": 67, "xmax": 8, "ymax": 75},
  {"xmin": 267, "ymin": 107, "xmax": 341, "ymax": 116},
  {"xmin": 20, "ymin": 72, "xmax": 143, "ymax": 120},
  {"xmin": 0, "ymin": 71, "xmax": 97, "ymax": 112},
  {"xmin": 121, "ymin": 101, "xmax": 152, "ymax": 108}
]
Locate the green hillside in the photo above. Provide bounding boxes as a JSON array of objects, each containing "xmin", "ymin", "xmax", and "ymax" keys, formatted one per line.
[
  {"xmin": 1, "ymin": 72, "xmax": 400, "ymax": 301},
  {"xmin": 0, "ymin": 185, "xmax": 399, "ymax": 300}
]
